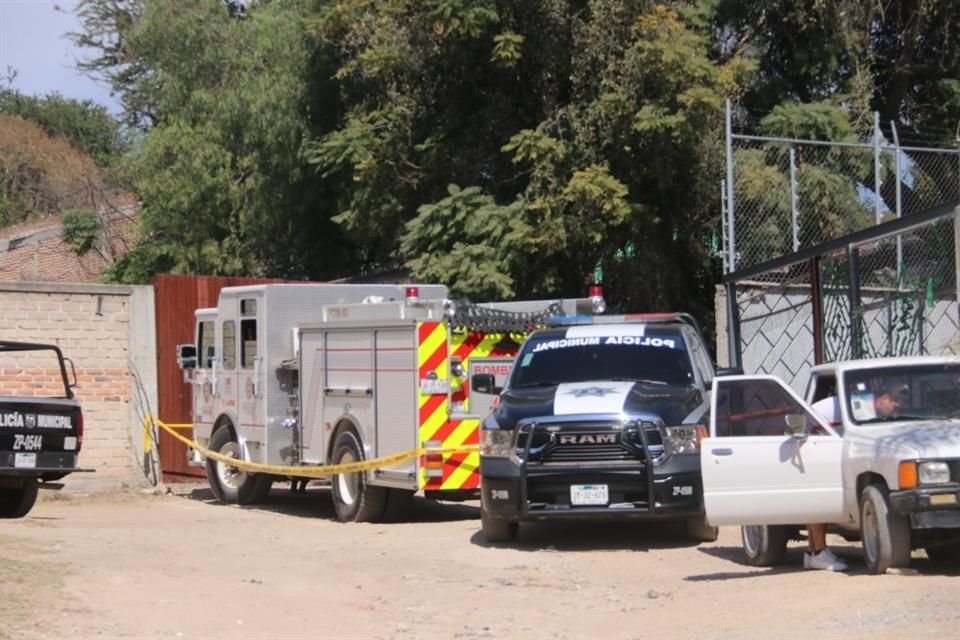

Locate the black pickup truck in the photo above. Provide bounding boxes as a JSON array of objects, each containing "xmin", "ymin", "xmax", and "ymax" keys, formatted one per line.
[
  {"xmin": 474, "ymin": 313, "xmax": 727, "ymax": 543},
  {"xmin": 0, "ymin": 341, "xmax": 88, "ymax": 518}
]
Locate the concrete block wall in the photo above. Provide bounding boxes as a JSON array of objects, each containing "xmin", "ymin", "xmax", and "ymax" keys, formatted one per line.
[{"xmin": 0, "ymin": 282, "xmax": 157, "ymax": 491}]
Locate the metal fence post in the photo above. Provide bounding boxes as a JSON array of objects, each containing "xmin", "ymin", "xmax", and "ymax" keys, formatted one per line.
[
  {"xmin": 720, "ymin": 179, "xmax": 728, "ymax": 273},
  {"xmin": 955, "ymin": 205, "xmax": 960, "ymax": 328},
  {"xmin": 790, "ymin": 146, "xmax": 799, "ymax": 252},
  {"xmin": 725, "ymin": 99, "xmax": 736, "ymax": 272},
  {"xmin": 874, "ymin": 111, "xmax": 882, "ymax": 224},
  {"xmin": 725, "ymin": 280, "xmax": 741, "ymax": 371},
  {"xmin": 891, "ymin": 122, "xmax": 903, "ymax": 285},
  {"xmin": 848, "ymin": 245, "xmax": 862, "ymax": 359}
]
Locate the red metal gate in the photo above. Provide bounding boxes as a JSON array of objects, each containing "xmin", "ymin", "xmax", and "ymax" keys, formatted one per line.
[{"xmin": 153, "ymin": 274, "xmax": 286, "ymax": 482}]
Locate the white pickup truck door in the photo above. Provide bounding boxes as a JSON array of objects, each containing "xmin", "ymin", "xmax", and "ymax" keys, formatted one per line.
[{"xmin": 700, "ymin": 375, "xmax": 845, "ymax": 526}]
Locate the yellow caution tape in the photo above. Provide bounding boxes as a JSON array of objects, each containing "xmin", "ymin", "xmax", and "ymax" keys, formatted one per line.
[{"xmin": 145, "ymin": 415, "xmax": 479, "ymax": 478}]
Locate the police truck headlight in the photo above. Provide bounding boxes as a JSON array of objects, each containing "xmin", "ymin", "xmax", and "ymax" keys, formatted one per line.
[
  {"xmin": 663, "ymin": 425, "xmax": 706, "ymax": 456},
  {"xmin": 480, "ymin": 429, "xmax": 514, "ymax": 458},
  {"xmin": 919, "ymin": 461, "xmax": 951, "ymax": 485}
]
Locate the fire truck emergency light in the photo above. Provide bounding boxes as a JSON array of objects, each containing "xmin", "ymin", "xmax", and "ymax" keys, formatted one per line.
[
  {"xmin": 405, "ymin": 286, "xmax": 419, "ymax": 306},
  {"xmin": 589, "ymin": 285, "xmax": 607, "ymax": 314}
]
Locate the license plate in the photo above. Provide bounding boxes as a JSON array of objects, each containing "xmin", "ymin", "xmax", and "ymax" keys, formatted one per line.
[
  {"xmin": 570, "ymin": 484, "xmax": 608, "ymax": 506},
  {"xmin": 14, "ymin": 453, "xmax": 37, "ymax": 469},
  {"xmin": 419, "ymin": 378, "xmax": 449, "ymax": 395}
]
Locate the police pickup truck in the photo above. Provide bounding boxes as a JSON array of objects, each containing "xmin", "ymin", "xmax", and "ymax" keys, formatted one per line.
[
  {"xmin": 702, "ymin": 356, "xmax": 960, "ymax": 574},
  {"xmin": 474, "ymin": 313, "xmax": 725, "ymax": 542},
  {"xmin": 0, "ymin": 341, "xmax": 87, "ymax": 518}
]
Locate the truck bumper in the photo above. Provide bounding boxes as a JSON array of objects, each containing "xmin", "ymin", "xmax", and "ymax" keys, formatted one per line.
[
  {"xmin": 0, "ymin": 452, "xmax": 92, "ymax": 478},
  {"xmin": 480, "ymin": 454, "xmax": 703, "ymax": 522},
  {"xmin": 889, "ymin": 487, "xmax": 960, "ymax": 529}
]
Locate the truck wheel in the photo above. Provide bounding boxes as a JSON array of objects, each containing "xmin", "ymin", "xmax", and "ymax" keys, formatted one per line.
[
  {"xmin": 480, "ymin": 507, "xmax": 518, "ymax": 543},
  {"xmin": 0, "ymin": 480, "xmax": 39, "ymax": 518},
  {"xmin": 860, "ymin": 484, "xmax": 911, "ymax": 574},
  {"xmin": 206, "ymin": 427, "xmax": 273, "ymax": 505},
  {"xmin": 685, "ymin": 514, "xmax": 719, "ymax": 543},
  {"xmin": 741, "ymin": 525, "xmax": 789, "ymax": 566},
  {"xmin": 331, "ymin": 430, "xmax": 387, "ymax": 523}
]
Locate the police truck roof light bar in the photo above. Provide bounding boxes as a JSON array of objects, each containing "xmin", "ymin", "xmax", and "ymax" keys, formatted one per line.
[{"xmin": 547, "ymin": 312, "xmax": 693, "ymax": 327}]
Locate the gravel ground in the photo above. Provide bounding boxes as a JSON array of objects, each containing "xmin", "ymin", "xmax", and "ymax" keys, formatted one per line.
[{"xmin": 1, "ymin": 485, "xmax": 958, "ymax": 640}]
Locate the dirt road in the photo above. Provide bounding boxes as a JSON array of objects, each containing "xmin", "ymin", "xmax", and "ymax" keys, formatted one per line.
[{"xmin": 1, "ymin": 486, "xmax": 958, "ymax": 640}]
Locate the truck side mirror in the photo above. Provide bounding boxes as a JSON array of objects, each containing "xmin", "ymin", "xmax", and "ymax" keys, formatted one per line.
[
  {"xmin": 471, "ymin": 373, "xmax": 501, "ymax": 395},
  {"xmin": 177, "ymin": 344, "xmax": 197, "ymax": 370}
]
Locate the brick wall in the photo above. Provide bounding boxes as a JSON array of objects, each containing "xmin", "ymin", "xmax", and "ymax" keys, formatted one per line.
[{"xmin": 0, "ymin": 282, "xmax": 157, "ymax": 491}]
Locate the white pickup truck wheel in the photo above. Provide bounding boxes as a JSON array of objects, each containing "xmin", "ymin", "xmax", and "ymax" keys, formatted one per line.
[
  {"xmin": 860, "ymin": 484, "xmax": 911, "ymax": 574},
  {"xmin": 0, "ymin": 481, "xmax": 39, "ymax": 519},
  {"xmin": 741, "ymin": 525, "xmax": 789, "ymax": 566}
]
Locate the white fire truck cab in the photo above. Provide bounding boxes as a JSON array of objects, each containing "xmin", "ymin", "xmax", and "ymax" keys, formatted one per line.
[{"xmin": 176, "ymin": 283, "xmax": 594, "ymax": 522}]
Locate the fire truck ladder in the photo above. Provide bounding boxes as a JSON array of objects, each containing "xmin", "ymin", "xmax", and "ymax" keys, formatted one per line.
[{"xmin": 445, "ymin": 300, "xmax": 568, "ymax": 334}]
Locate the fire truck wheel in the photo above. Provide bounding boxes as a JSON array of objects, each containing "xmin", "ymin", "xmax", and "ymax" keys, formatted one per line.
[
  {"xmin": 0, "ymin": 480, "xmax": 39, "ymax": 518},
  {"xmin": 331, "ymin": 430, "xmax": 387, "ymax": 523},
  {"xmin": 480, "ymin": 507, "xmax": 518, "ymax": 543},
  {"xmin": 206, "ymin": 427, "xmax": 273, "ymax": 505}
]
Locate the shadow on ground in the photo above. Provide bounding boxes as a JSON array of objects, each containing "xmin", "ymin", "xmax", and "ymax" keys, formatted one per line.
[
  {"xmin": 688, "ymin": 542, "xmax": 960, "ymax": 580},
  {"xmin": 175, "ymin": 482, "xmax": 480, "ymax": 523},
  {"xmin": 174, "ymin": 482, "xmax": 702, "ymax": 551},
  {"xmin": 469, "ymin": 519, "xmax": 706, "ymax": 553}
]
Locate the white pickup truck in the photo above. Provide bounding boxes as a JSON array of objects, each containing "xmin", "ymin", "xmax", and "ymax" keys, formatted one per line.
[{"xmin": 700, "ymin": 355, "xmax": 960, "ymax": 574}]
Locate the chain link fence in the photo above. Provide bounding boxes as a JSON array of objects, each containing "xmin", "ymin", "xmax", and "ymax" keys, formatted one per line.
[
  {"xmin": 722, "ymin": 107, "xmax": 960, "ymax": 274},
  {"xmin": 719, "ymin": 103, "xmax": 960, "ymax": 385},
  {"xmin": 721, "ymin": 206, "xmax": 959, "ymax": 391}
]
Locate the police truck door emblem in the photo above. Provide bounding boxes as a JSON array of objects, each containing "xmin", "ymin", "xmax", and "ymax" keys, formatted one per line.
[{"xmin": 565, "ymin": 386, "xmax": 618, "ymax": 398}]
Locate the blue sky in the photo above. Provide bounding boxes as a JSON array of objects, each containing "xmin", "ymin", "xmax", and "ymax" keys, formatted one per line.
[{"xmin": 0, "ymin": 0, "xmax": 120, "ymax": 111}]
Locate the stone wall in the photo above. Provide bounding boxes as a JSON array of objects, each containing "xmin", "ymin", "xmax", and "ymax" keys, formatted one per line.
[{"xmin": 0, "ymin": 282, "xmax": 157, "ymax": 491}]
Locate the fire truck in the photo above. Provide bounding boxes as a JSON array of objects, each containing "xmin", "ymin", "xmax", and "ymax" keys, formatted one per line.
[{"xmin": 175, "ymin": 283, "xmax": 598, "ymax": 522}]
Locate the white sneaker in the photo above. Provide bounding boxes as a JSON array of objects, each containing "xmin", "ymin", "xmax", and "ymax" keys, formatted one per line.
[{"xmin": 804, "ymin": 548, "xmax": 848, "ymax": 571}]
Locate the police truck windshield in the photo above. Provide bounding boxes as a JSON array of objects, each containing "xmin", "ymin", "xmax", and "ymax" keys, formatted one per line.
[{"xmin": 510, "ymin": 327, "xmax": 693, "ymax": 388}]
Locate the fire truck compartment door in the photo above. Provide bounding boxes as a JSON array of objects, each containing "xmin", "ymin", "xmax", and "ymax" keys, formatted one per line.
[{"xmin": 373, "ymin": 327, "xmax": 417, "ymax": 486}]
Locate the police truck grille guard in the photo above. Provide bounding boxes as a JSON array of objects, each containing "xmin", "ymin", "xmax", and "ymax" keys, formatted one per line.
[{"xmin": 516, "ymin": 420, "xmax": 664, "ymax": 465}]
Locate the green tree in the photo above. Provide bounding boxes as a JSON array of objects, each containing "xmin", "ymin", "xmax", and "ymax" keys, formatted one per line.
[
  {"xmin": 76, "ymin": 0, "xmax": 353, "ymax": 282},
  {"xmin": 308, "ymin": 1, "xmax": 752, "ymax": 322}
]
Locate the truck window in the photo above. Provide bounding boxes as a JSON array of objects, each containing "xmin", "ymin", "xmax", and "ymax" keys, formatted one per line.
[
  {"xmin": 197, "ymin": 320, "xmax": 215, "ymax": 369},
  {"xmin": 240, "ymin": 318, "xmax": 257, "ymax": 369},
  {"xmin": 0, "ymin": 346, "xmax": 69, "ymax": 398},
  {"xmin": 713, "ymin": 378, "xmax": 815, "ymax": 437},
  {"xmin": 511, "ymin": 328, "xmax": 693, "ymax": 387},
  {"xmin": 684, "ymin": 326, "xmax": 714, "ymax": 384},
  {"xmin": 844, "ymin": 364, "xmax": 960, "ymax": 424},
  {"xmin": 222, "ymin": 321, "xmax": 236, "ymax": 370},
  {"xmin": 810, "ymin": 374, "xmax": 837, "ymax": 403}
]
